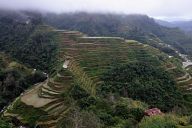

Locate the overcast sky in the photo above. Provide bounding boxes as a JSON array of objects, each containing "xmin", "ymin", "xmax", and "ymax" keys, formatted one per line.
[{"xmin": 0, "ymin": 0, "xmax": 192, "ymax": 21}]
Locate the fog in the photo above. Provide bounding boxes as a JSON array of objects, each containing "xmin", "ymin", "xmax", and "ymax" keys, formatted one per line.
[{"xmin": 0, "ymin": 0, "xmax": 192, "ymax": 21}]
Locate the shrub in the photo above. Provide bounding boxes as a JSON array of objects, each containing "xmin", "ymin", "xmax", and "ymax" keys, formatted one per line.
[
  {"xmin": 139, "ymin": 115, "xmax": 178, "ymax": 128},
  {"xmin": 0, "ymin": 118, "xmax": 12, "ymax": 128},
  {"xmin": 128, "ymin": 108, "xmax": 144, "ymax": 121},
  {"xmin": 70, "ymin": 85, "xmax": 89, "ymax": 100},
  {"xmin": 114, "ymin": 104, "xmax": 130, "ymax": 119},
  {"xmin": 98, "ymin": 112, "xmax": 116, "ymax": 126}
]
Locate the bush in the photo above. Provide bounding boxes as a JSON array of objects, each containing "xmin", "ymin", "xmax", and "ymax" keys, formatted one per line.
[
  {"xmin": 0, "ymin": 118, "xmax": 12, "ymax": 128},
  {"xmin": 114, "ymin": 104, "xmax": 130, "ymax": 119},
  {"xmin": 98, "ymin": 112, "xmax": 116, "ymax": 126},
  {"xmin": 78, "ymin": 96, "xmax": 97, "ymax": 109},
  {"xmin": 128, "ymin": 108, "xmax": 144, "ymax": 121},
  {"xmin": 122, "ymin": 119, "xmax": 138, "ymax": 128},
  {"xmin": 114, "ymin": 104, "xmax": 144, "ymax": 121},
  {"xmin": 70, "ymin": 85, "xmax": 89, "ymax": 100},
  {"xmin": 139, "ymin": 115, "xmax": 178, "ymax": 128},
  {"xmin": 58, "ymin": 108, "xmax": 102, "ymax": 128}
]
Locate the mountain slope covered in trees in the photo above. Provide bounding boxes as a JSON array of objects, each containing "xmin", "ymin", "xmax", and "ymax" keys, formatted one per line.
[
  {"xmin": 2, "ymin": 25, "xmax": 192, "ymax": 128},
  {"xmin": 0, "ymin": 10, "xmax": 59, "ymax": 72},
  {"xmin": 1, "ymin": 11, "xmax": 192, "ymax": 128}
]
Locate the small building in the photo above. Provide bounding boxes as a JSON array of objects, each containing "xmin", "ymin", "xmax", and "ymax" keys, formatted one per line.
[{"xmin": 144, "ymin": 108, "xmax": 162, "ymax": 116}]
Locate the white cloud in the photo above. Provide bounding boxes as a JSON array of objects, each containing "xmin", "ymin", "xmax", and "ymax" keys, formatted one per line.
[{"xmin": 0, "ymin": 0, "xmax": 192, "ymax": 20}]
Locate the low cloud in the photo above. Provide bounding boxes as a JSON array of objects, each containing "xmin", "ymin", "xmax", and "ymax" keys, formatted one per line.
[{"xmin": 0, "ymin": 0, "xmax": 191, "ymax": 21}]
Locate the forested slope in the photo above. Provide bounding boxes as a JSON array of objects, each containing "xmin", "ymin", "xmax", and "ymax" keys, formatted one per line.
[
  {"xmin": 2, "ymin": 27, "xmax": 192, "ymax": 128},
  {"xmin": 1, "ymin": 10, "xmax": 192, "ymax": 128},
  {"xmin": 0, "ymin": 53, "xmax": 47, "ymax": 110},
  {"xmin": 0, "ymin": 10, "xmax": 58, "ymax": 72}
]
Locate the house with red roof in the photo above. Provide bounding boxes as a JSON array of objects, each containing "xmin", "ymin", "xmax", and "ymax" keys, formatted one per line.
[{"xmin": 144, "ymin": 108, "xmax": 162, "ymax": 116}]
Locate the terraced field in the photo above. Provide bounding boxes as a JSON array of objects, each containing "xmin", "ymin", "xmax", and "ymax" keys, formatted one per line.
[
  {"xmin": 2, "ymin": 26, "xmax": 185, "ymax": 127},
  {"xmin": 165, "ymin": 58, "xmax": 192, "ymax": 109},
  {"xmin": 3, "ymin": 65, "xmax": 74, "ymax": 127},
  {"xmin": 56, "ymin": 32, "xmax": 172, "ymax": 95}
]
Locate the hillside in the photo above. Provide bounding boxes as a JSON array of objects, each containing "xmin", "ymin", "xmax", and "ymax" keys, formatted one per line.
[
  {"xmin": 156, "ymin": 19, "xmax": 192, "ymax": 33},
  {"xmin": 2, "ymin": 24, "xmax": 192, "ymax": 128},
  {"xmin": 44, "ymin": 13, "xmax": 192, "ymax": 55},
  {"xmin": 0, "ymin": 52, "xmax": 47, "ymax": 111},
  {"xmin": 1, "ymin": 11, "xmax": 192, "ymax": 128},
  {"xmin": 0, "ymin": 10, "xmax": 58, "ymax": 72}
]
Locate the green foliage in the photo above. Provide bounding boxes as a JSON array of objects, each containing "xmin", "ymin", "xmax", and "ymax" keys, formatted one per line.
[
  {"xmin": 113, "ymin": 104, "xmax": 144, "ymax": 121},
  {"xmin": 0, "ymin": 118, "xmax": 12, "ymax": 128},
  {"xmin": 117, "ymin": 97, "xmax": 148, "ymax": 110},
  {"xmin": 0, "ymin": 11, "xmax": 58, "ymax": 72},
  {"xmin": 97, "ymin": 112, "xmax": 117, "ymax": 126},
  {"xmin": 17, "ymin": 30, "xmax": 58, "ymax": 72},
  {"xmin": 69, "ymin": 85, "xmax": 147, "ymax": 127},
  {"xmin": 139, "ymin": 115, "xmax": 177, "ymax": 128},
  {"xmin": 9, "ymin": 99, "xmax": 47, "ymax": 127},
  {"xmin": 58, "ymin": 107, "xmax": 102, "ymax": 128},
  {"xmin": 0, "ymin": 57, "xmax": 46, "ymax": 109},
  {"xmin": 111, "ymin": 118, "xmax": 138, "ymax": 128},
  {"xmin": 128, "ymin": 108, "xmax": 144, "ymax": 121},
  {"xmin": 114, "ymin": 104, "xmax": 130, "ymax": 119},
  {"xmin": 138, "ymin": 114, "xmax": 191, "ymax": 128},
  {"xmin": 70, "ymin": 85, "xmax": 90, "ymax": 100},
  {"xmin": 99, "ymin": 62, "xmax": 183, "ymax": 111}
]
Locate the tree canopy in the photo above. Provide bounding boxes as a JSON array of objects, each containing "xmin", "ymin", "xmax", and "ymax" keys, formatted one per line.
[{"xmin": 98, "ymin": 62, "xmax": 183, "ymax": 111}]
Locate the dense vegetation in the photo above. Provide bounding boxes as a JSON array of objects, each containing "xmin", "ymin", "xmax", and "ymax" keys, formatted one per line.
[
  {"xmin": 0, "ymin": 10, "xmax": 58, "ymax": 72},
  {"xmin": 1, "ymin": 10, "xmax": 192, "ymax": 128},
  {"xmin": 67, "ymin": 84, "xmax": 148, "ymax": 128},
  {"xmin": 98, "ymin": 62, "xmax": 183, "ymax": 111},
  {"xmin": 0, "ymin": 118, "xmax": 12, "ymax": 128},
  {"xmin": 0, "ymin": 58, "xmax": 47, "ymax": 110}
]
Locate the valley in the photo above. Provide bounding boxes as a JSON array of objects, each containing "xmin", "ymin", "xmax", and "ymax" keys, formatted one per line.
[
  {"xmin": 1, "ymin": 11, "xmax": 192, "ymax": 128},
  {"xmin": 1, "ymin": 24, "xmax": 192, "ymax": 127}
]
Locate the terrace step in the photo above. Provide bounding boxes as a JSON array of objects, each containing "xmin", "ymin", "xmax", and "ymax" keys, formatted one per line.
[
  {"xmin": 68, "ymin": 60, "xmax": 97, "ymax": 95},
  {"xmin": 42, "ymin": 85, "xmax": 62, "ymax": 94},
  {"xmin": 41, "ymin": 99, "xmax": 63, "ymax": 110},
  {"xmin": 47, "ymin": 82, "xmax": 65, "ymax": 91},
  {"xmin": 37, "ymin": 119, "xmax": 58, "ymax": 128},
  {"xmin": 48, "ymin": 104, "xmax": 68, "ymax": 116},
  {"xmin": 44, "ymin": 102, "xmax": 63, "ymax": 112},
  {"xmin": 177, "ymin": 74, "xmax": 192, "ymax": 84},
  {"xmin": 37, "ymin": 87, "xmax": 55, "ymax": 99},
  {"xmin": 41, "ymin": 87, "xmax": 61, "ymax": 97},
  {"xmin": 177, "ymin": 73, "xmax": 190, "ymax": 81},
  {"xmin": 57, "ymin": 73, "xmax": 73, "ymax": 79}
]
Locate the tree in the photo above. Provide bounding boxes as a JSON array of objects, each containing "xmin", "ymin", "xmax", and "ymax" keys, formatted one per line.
[
  {"xmin": 0, "ymin": 119, "xmax": 12, "ymax": 128},
  {"xmin": 58, "ymin": 107, "xmax": 102, "ymax": 128}
]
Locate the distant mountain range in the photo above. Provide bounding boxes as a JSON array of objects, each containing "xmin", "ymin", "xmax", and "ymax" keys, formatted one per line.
[{"xmin": 155, "ymin": 19, "xmax": 192, "ymax": 33}]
